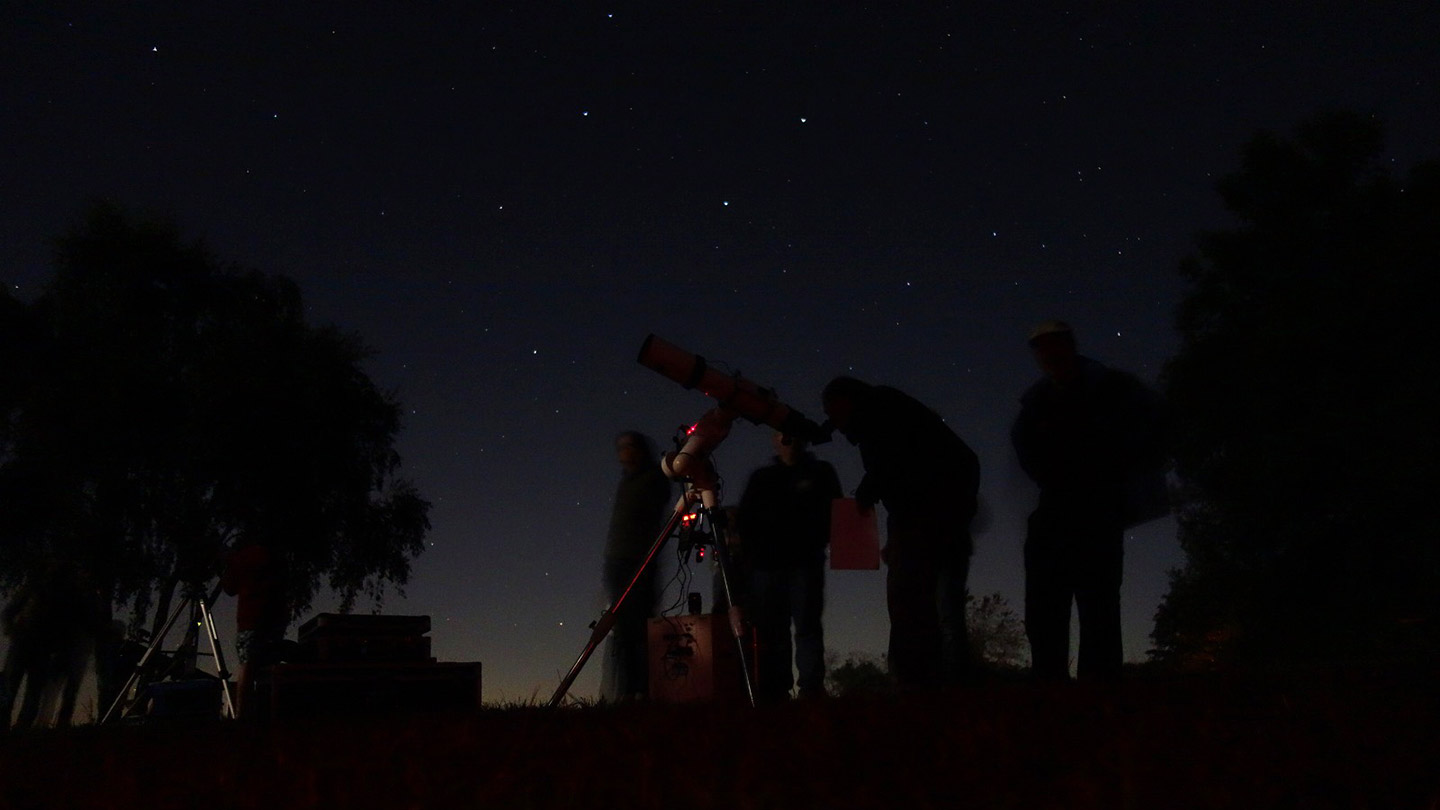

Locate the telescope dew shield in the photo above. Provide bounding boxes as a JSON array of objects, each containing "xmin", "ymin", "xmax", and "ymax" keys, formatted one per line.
[{"xmin": 637, "ymin": 334, "xmax": 826, "ymax": 442}]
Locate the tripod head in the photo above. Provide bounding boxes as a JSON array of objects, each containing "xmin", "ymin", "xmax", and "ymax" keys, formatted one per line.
[{"xmin": 661, "ymin": 407, "xmax": 735, "ymax": 508}]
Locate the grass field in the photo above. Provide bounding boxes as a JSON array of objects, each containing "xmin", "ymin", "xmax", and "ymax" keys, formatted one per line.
[{"xmin": 2, "ymin": 667, "xmax": 1436, "ymax": 809}]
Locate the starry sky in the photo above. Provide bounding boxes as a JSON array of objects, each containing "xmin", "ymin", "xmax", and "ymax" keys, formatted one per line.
[{"xmin": 4, "ymin": 3, "xmax": 1439, "ymax": 705}]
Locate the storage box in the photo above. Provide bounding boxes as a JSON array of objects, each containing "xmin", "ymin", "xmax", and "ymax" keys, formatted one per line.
[
  {"xmin": 297, "ymin": 613, "xmax": 431, "ymax": 641},
  {"xmin": 300, "ymin": 634, "xmax": 433, "ymax": 664},
  {"xmin": 648, "ymin": 614, "xmax": 750, "ymax": 704}
]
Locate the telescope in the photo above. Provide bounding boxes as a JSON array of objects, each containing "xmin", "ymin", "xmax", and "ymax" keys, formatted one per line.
[
  {"xmin": 636, "ymin": 334, "xmax": 831, "ymax": 445},
  {"xmin": 548, "ymin": 336, "xmax": 825, "ymax": 707}
]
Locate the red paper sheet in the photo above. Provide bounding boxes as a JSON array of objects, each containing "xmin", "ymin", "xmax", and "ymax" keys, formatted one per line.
[{"xmin": 829, "ymin": 497, "xmax": 879, "ymax": 570}]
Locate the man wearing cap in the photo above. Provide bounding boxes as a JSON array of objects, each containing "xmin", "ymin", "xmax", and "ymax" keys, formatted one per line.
[{"xmin": 1012, "ymin": 321, "xmax": 1165, "ymax": 681}]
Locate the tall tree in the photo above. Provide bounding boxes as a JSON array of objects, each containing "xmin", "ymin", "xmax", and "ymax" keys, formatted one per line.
[
  {"xmin": 1153, "ymin": 112, "xmax": 1440, "ymax": 666},
  {"xmin": 0, "ymin": 203, "xmax": 430, "ymax": 637}
]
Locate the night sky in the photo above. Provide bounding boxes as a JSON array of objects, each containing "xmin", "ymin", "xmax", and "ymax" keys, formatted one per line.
[{"xmin": 4, "ymin": 4, "xmax": 1438, "ymax": 705}]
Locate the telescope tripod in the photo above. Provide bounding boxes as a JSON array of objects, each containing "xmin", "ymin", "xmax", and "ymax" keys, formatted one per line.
[
  {"xmin": 549, "ymin": 487, "xmax": 756, "ymax": 708},
  {"xmin": 100, "ymin": 582, "xmax": 236, "ymax": 724}
]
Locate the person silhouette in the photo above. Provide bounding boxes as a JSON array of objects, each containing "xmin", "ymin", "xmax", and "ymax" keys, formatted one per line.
[
  {"xmin": 736, "ymin": 431, "xmax": 843, "ymax": 701},
  {"xmin": 822, "ymin": 377, "xmax": 980, "ymax": 690},
  {"xmin": 598, "ymin": 431, "xmax": 673, "ymax": 702},
  {"xmin": 1012, "ymin": 320, "xmax": 1165, "ymax": 681}
]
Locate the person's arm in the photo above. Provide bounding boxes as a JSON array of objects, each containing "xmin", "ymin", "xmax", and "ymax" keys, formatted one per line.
[{"xmin": 1011, "ymin": 396, "xmax": 1048, "ymax": 486}]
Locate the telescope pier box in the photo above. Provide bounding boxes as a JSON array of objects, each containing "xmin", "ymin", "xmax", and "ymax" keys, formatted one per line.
[
  {"xmin": 298, "ymin": 613, "xmax": 431, "ymax": 639},
  {"xmin": 257, "ymin": 612, "xmax": 480, "ymax": 719},
  {"xmin": 302, "ymin": 633, "xmax": 433, "ymax": 663},
  {"xmin": 297, "ymin": 613, "xmax": 434, "ymax": 664},
  {"xmin": 647, "ymin": 614, "xmax": 749, "ymax": 704}
]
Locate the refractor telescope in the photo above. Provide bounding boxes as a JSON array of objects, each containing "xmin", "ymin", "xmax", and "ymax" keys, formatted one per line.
[
  {"xmin": 548, "ymin": 336, "xmax": 818, "ymax": 707},
  {"xmin": 636, "ymin": 334, "xmax": 831, "ymax": 446}
]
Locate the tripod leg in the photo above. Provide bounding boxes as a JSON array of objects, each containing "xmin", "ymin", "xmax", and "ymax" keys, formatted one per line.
[
  {"xmin": 709, "ymin": 532, "xmax": 757, "ymax": 707},
  {"xmin": 197, "ymin": 599, "xmax": 236, "ymax": 719},
  {"xmin": 548, "ymin": 505, "xmax": 687, "ymax": 707},
  {"xmin": 100, "ymin": 596, "xmax": 193, "ymax": 724}
]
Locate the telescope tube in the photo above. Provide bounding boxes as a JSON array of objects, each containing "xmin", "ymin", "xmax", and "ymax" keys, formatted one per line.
[{"xmin": 637, "ymin": 334, "xmax": 828, "ymax": 443}]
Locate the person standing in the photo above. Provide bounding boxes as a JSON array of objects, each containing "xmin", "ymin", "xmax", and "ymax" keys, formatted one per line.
[
  {"xmin": 1012, "ymin": 320, "xmax": 1165, "ymax": 681},
  {"xmin": 822, "ymin": 377, "xmax": 980, "ymax": 690},
  {"xmin": 600, "ymin": 431, "xmax": 673, "ymax": 702},
  {"xmin": 220, "ymin": 538, "xmax": 289, "ymax": 719},
  {"xmin": 736, "ymin": 432, "xmax": 843, "ymax": 701},
  {"xmin": 0, "ymin": 561, "xmax": 108, "ymax": 729}
]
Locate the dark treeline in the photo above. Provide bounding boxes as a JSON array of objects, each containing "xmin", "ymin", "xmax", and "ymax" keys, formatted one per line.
[
  {"xmin": 1, "ymin": 204, "xmax": 429, "ymax": 726},
  {"xmin": 1153, "ymin": 111, "xmax": 1440, "ymax": 667}
]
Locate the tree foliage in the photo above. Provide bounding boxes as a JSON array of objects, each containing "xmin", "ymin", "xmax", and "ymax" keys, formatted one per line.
[
  {"xmin": 1153, "ymin": 112, "xmax": 1440, "ymax": 666},
  {"xmin": 966, "ymin": 591, "xmax": 1028, "ymax": 672},
  {"xmin": 0, "ymin": 203, "xmax": 430, "ymax": 633},
  {"xmin": 825, "ymin": 652, "xmax": 892, "ymax": 697},
  {"xmin": 825, "ymin": 591, "xmax": 1029, "ymax": 695}
]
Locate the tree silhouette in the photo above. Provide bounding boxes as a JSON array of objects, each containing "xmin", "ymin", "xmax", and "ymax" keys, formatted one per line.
[
  {"xmin": 825, "ymin": 652, "xmax": 891, "ymax": 697},
  {"xmin": 0, "ymin": 203, "xmax": 430, "ymax": 640},
  {"xmin": 825, "ymin": 592, "xmax": 1028, "ymax": 695},
  {"xmin": 1153, "ymin": 112, "xmax": 1440, "ymax": 667},
  {"xmin": 966, "ymin": 591, "xmax": 1028, "ymax": 672}
]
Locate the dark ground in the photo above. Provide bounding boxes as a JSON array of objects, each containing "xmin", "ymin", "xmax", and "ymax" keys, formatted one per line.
[{"xmin": 2, "ymin": 667, "xmax": 1436, "ymax": 809}]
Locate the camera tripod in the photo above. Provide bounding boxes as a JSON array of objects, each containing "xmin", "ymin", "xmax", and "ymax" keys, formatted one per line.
[
  {"xmin": 549, "ymin": 411, "xmax": 757, "ymax": 708},
  {"xmin": 100, "ymin": 582, "xmax": 236, "ymax": 723}
]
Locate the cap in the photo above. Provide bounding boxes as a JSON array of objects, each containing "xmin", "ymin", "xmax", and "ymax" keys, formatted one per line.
[{"xmin": 1027, "ymin": 320, "xmax": 1074, "ymax": 345}]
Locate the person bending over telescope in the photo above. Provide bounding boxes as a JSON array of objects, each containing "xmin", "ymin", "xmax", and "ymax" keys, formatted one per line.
[{"xmin": 822, "ymin": 376, "xmax": 980, "ymax": 691}]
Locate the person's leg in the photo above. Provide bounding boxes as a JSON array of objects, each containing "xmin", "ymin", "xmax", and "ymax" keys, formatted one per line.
[
  {"xmin": 1, "ymin": 643, "xmax": 25, "ymax": 729},
  {"xmin": 885, "ymin": 521, "xmax": 942, "ymax": 691},
  {"xmin": 233, "ymin": 629, "xmax": 255, "ymax": 719},
  {"xmin": 749, "ymin": 568, "xmax": 794, "ymax": 702},
  {"xmin": 621, "ymin": 564, "xmax": 656, "ymax": 698},
  {"xmin": 55, "ymin": 634, "xmax": 94, "ymax": 726},
  {"xmin": 1025, "ymin": 510, "xmax": 1073, "ymax": 681},
  {"xmin": 791, "ymin": 561, "xmax": 826, "ymax": 696},
  {"xmin": 602, "ymin": 557, "xmax": 652, "ymax": 700},
  {"xmin": 937, "ymin": 547, "xmax": 973, "ymax": 686},
  {"xmin": 14, "ymin": 651, "xmax": 50, "ymax": 729},
  {"xmin": 1074, "ymin": 527, "xmax": 1124, "ymax": 681}
]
